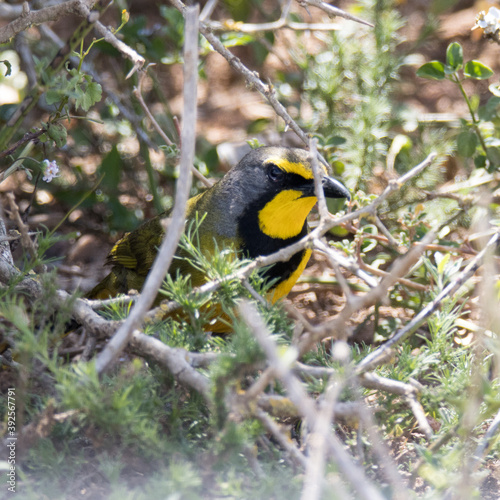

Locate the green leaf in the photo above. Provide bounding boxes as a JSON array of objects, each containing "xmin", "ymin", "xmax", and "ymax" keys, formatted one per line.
[
  {"xmin": 325, "ymin": 136, "xmax": 347, "ymax": 148},
  {"xmin": 437, "ymin": 252, "xmax": 451, "ymax": 275},
  {"xmin": 464, "ymin": 60, "xmax": 494, "ymax": 80},
  {"xmin": 74, "ymin": 75, "xmax": 102, "ymax": 112},
  {"xmin": 220, "ymin": 32, "xmax": 255, "ymax": 48},
  {"xmin": 456, "ymin": 130, "xmax": 478, "ymax": 157},
  {"xmin": 474, "ymin": 154, "xmax": 487, "ymax": 168},
  {"xmin": 446, "ymin": 42, "xmax": 463, "ymax": 70},
  {"xmin": 417, "ymin": 61, "xmax": 445, "ymax": 80},
  {"xmin": 478, "ymin": 97, "xmax": 500, "ymax": 121},
  {"xmin": 86, "ymin": 81, "xmax": 102, "ymax": 107},
  {"xmin": 487, "ymin": 146, "xmax": 500, "ymax": 167},
  {"xmin": 45, "ymin": 89, "xmax": 62, "ymax": 106},
  {"xmin": 47, "ymin": 122, "xmax": 67, "ymax": 148}
]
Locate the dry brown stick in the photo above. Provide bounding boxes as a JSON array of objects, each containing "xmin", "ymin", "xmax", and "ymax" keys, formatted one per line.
[
  {"xmin": 309, "ymin": 137, "xmax": 330, "ymax": 221},
  {"xmin": 346, "ymin": 226, "xmax": 478, "ymax": 258},
  {"xmin": 258, "ymin": 394, "xmax": 368, "ymax": 421},
  {"xmin": 298, "ymin": 0, "xmax": 374, "ymax": 27},
  {"xmin": 170, "ymin": 0, "xmax": 330, "ymax": 167},
  {"xmin": 313, "ymin": 238, "xmax": 378, "ymax": 287},
  {"xmin": 254, "ymin": 408, "xmax": 308, "ymax": 468},
  {"xmin": 132, "ymin": 66, "xmax": 212, "ymax": 188},
  {"xmin": 240, "ymin": 300, "xmax": 385, "ymax": 500},
  {"xmin": 129, "ymin": 331, "xmax": 211, "ymax": 401},
  {"xmin": 361, "ymin": 372, "xmax": 433, "ymax": 439},
  {"xmin": 5, "ymin": 192, "xmax": 37, "ymax": 260},
  {"xmin": 59, "ymin": 289, "xmax": 213, "ymax": 394},
  {"xmin": 359, "ymin": 260, "xmax": 428, "ymax": 292},
  {"xmin": 301, "ymin": 375, "xmax": 343, "ymax": 500},
  {"xmin": 356, "ymin": 230, "xmax": 500, "ymax": 375},
  {"xmin": 357, "ymin": 408, "xmax": 409, "ymax": 500},
  {"xmin": 132, "ymin": 66, "xmax": 174, "ymax": 147},
  {"xmin": 92, "ymin": 19, "xmax": 145, "ymax": 77},
  {"xmin": 298, "ymin": 230, "xmax": 437, "ymax": 354},
  {"xmin": 0, "ymin": 198, "xmax": 14, "ymax": 267},
  {"xmin": 94, "ymin": 5, "xmax": 200, "ymax": 374},
  {"xmin": 0, "ymin": 0, "xmax": 95, "ymax": 44}
]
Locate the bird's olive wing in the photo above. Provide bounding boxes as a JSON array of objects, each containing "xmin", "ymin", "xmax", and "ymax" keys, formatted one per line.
[{"xmin": 106, "ymin": 216, "xmax": 165, "ymax": 276}]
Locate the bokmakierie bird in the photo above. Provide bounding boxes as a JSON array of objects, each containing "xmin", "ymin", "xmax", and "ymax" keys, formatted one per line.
[{"xmin": 87, "ymin": 147, "xmax": 350, "ymax": 329}]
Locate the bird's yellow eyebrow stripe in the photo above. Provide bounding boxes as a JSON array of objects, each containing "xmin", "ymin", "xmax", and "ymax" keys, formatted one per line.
[{"xmin": 264, "ymin": 157, "xmax": 326, "ymax": 180}]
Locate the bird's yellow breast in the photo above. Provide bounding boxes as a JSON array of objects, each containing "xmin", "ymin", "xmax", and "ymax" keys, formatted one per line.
[{"xmin": 267, "ymin": 248, "xmax": 312, "ymax": 303}]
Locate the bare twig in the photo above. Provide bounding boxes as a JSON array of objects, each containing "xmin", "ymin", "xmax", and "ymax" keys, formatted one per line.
[
  {"xmin": 471, "ymin": 408, "xmax": 500, "ymax": 470},
  {"xmin": 95, "ymin": 5, "xmax": 200, "ymax": 374},
  {"xmin": 298, "ymin": 0, "xmax": 374, "ymax": 27},
  {"xmin": 301, "ymin": 375, "xmax": 342, "ymax": 500},
  {"xmin": 170, "ymin": 0, "xmax": 330, "ymax": 168},
  {"xmin": 132, "ymin": 67, "xmax": 174, "ymax": 147},
  {"xmin": 129, "ymin": 330, "xmax": 211, "ymax": 401},
  {"xmin": 313, "ymin": 238, "xmax": 378, "ymax": 288},
  {"xmin": 239, "ymin": 300, "xmax": 385, "ymax": 500},
  {"xmin": 0, "ymin": 0, "xmax": 95, "ymax": 44},
  {"xmin": 206, "ymin": 18, "xmax": 341, "ymax": 32},
  {"xmin": 255, "ymin": 408, "xmax": 308, "ymax": 468},
  {"xmin": 309, "ymin": 137, "xmax": 329, "ymax": 221},
  {"xmin": 5, "ymin": 192, "xmax": 37, "ymax": 260},
  {"xmin": 92, "ymin": 19, "xmax": 145, "ymax": 78},
  {"xmin": 298, "ymin": 229, "xmax": 437, "ymax": 354},
  {"xmin": 356, "ymin": 231, "xmax": 500, "ymax": 375},
  {"xmin": 0, "ymin": 198, "xmax": 14, "ymax": 267},
  {"xmin": 132, "ymin": 66, "xmax": 212, "ymax": 188}
]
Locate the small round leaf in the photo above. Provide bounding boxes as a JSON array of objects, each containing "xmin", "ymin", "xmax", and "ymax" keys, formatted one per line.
[
  {"xmin": 446, "ymin": 42, "xmax": 463, "ymax": 70},
  {"xmin": 464, "ymin": 61, "xmax": 494, "ymax": 80},
  {"xmin": 416, "ymin": 62, "xmax": 446, "ymax": 80}
]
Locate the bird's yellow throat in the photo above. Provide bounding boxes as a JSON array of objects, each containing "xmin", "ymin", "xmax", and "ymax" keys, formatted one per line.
[{"xmin": 258, "ymin": 191, "xmax": 317, "ymax": 239}]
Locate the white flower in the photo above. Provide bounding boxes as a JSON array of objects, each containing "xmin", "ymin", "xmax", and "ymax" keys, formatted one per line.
[
  {"xmin": 475, "ymin": 7, "xmax": 500, "ymax": 35},
  {"xmin": 42, "ymin": 159, "xmax": 60, "ymax": 183}
]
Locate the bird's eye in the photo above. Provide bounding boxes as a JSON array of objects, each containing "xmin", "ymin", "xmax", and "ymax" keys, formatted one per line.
[{"xmin": 268, "ymin": 164, "xmax": 284, "ymax": 183}]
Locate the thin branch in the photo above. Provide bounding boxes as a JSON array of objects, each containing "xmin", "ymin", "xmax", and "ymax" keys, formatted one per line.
[
  {"xmin": 356, "ymin": 231, "xmax": 500, "ymax": 374},
  {"xmin": 5, "ymin": 192, "xmax": 37, "ymax": 260},
  {"xmin": 301, "ymin": 375, "xmax": 342, "ymax": 500},
  {"xmin": 313, "ymin": 238, "xmax": 378, "ymax": 288},
  {"xmin": 206, "ymin": 18, "xmax": 341, "ymax": 32},
  {"xmin": 129, "ymin": 330, "xmax": 211, "ymax": 402},
  {"xmin": 239, "ymin": 300, "xmax": 385, "ymax": 500},
  {"xmin": 132, "ymin": 66, "xmax": 212, "ymax": 188},
  {"xmin": 0, "ymin": 0, "xmax": 95, "ymax": 44},
  {"xmin": 309, "ymin": 137, "xmax": 329, "ymax": 221},
  {"xmin": 296, "ymin": 229, "xmax": 437, "ymax": 353},
  {"xmin": 132, "ymin": 67, "xmax": 174, "ymax": 147},
  {"xmin": 170, "ymin": 0, "xmax": 329, "ymax": 167},
  {"xmin": 0, "ymin": 198, "xmax": 14, "ymax": 267},
  {"xmin": 95, "ymin": 5, "xmax": 200, "ymax": 374},
  {"xmin": 255, "ymin": 408, "xmax": 308, "ymax": 468},
  {"xmin": 92, "ymin": 19, "xmax": 145, "ymax": 78},
  {"xmin": 298, "ymin": 0, "xmax": 374, "ymax": 28}
]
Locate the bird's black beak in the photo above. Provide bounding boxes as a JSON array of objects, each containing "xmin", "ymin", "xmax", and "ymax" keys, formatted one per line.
[
  {"xmin": 322, "ymin": 176, "xmax": 350, "ymax": 200},
  {"xmin": 299, "ymin": 176, "xmax": 350, "ymax": 201}
]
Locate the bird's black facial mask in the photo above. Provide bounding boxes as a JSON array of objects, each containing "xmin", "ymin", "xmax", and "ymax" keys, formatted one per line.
[
  {"xmin": 256, "ymin": 159, "xmax": 349, "ymax": 240},
  {"xmin": 263, "ymin": 158, "xmax": 350, "ymax": 201}
]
